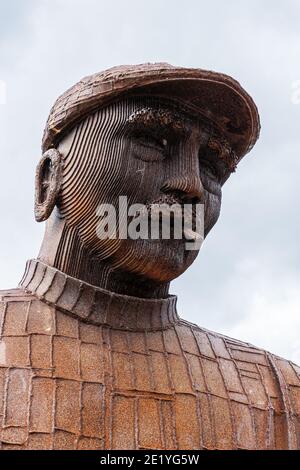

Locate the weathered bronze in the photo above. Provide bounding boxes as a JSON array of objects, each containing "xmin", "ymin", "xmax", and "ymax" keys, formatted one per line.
[{"xmin": 1, "ymin": 63, "xmax": 300, "ymax": 450}]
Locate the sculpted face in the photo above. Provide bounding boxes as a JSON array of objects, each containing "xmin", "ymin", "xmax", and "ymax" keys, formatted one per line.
[{"xmin": 53, "ymin": 96, "xmax": 228, "ymax": 283}]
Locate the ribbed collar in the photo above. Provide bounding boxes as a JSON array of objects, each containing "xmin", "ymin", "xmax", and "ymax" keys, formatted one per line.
[{"xmin": 19, "ymin": 259, "xmax": 180, "ymax": 331}]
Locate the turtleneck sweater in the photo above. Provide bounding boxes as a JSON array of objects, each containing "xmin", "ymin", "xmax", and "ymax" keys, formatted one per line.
[{"xmin": 0, "ymin": 259, "xmax": 299, "ymax": 450}]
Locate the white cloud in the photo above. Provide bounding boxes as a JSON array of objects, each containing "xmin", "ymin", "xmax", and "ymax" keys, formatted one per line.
[{"xmin": 224, "ymin": 265, "xmax": 300, "ymax": 364}]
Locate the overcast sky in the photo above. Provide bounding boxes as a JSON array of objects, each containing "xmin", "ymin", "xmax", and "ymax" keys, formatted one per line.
[{"xmin": 0, "ymin": 0, "xmax": 300, "ymax": 362}]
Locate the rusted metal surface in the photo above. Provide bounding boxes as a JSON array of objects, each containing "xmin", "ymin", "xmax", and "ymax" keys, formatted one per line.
[
  {"xmin": 0, "ymin": 64, "xmax": 297, "ymax": 450},
  {"xmin": 0, "ymin": 261, "xmax": 299, "ymax": 449}
]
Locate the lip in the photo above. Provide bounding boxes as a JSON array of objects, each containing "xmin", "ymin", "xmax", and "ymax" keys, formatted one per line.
[{"xmin": 129, "ymin": 202, "xmax": 202, "ymax": 242}]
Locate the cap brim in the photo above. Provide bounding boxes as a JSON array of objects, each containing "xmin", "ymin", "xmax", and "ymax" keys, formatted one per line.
[{"xmin": 42, "ymin": 64, "xmax": 260, "ymax": 161}]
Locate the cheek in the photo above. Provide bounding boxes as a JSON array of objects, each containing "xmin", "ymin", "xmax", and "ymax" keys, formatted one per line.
[
  {"xmin": 59, "ymin": 141, "xmax": 137, "ymax": 223},
  {"xmin": 203, "ymin": 191, "xmax": 222, "ymax": 235},
  {"xmin": 59, "ymin": 142, "xmax": 162, "ymax": 249},
  {"xmin": 121, "ymin": 140, "xmax": 165, "ymax": 203}
]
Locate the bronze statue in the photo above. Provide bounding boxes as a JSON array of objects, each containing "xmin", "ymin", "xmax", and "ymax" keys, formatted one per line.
[{"xmin": 0, "ymin": 63, "xmax": 300, "ymax": 450}]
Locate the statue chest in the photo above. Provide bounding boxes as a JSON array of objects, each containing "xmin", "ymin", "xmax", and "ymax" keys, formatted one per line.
[{"xmin": 0, "ymin": 301, "xmax": 297, "ymax": 449}]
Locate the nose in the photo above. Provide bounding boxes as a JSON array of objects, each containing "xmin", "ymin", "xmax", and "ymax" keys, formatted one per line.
[{"xmin": 161, "ymin": 174, "xmax": 204, "ymax": 203}]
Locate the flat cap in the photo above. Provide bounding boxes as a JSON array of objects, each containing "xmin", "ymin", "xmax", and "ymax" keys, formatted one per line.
[{"xmin": 42, "ymin": 62, "xmax": 260, "ymax": 163}]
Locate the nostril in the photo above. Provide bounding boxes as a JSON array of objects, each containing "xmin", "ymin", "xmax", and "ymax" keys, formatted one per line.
[
  {"xmin": 161, "ymin": 175, "xmax": 204, "ymax": 204},
  {"xmin": 161, "ymin": 188, "xmax": 200, "ymax": 205},
  {"xmin": 191, "ymin": 195, "xmax": 201, "ymax": 205},
  {"xmin": 182, "ymin": 194, "xmax": 202, "ymax": 205}
]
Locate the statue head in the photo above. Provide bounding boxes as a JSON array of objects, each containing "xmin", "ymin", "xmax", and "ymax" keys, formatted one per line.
[{"xmin": 35, "ymin": 63, "xmax": 260, "ymax": 297}]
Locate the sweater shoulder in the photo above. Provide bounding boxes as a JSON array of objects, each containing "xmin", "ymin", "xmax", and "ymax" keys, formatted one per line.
[
  {"xmin": 177, "ymin": 317, "xmax": 300, "ymax": 384},
  {"xmin": 0, "ymin": 287, "xmax": 35, "ymax": 303}
]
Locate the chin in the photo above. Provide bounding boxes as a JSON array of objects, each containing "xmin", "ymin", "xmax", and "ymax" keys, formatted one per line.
[{"xmin": 122, "ymin": 239, "xmax": 200, "ymax": 283}]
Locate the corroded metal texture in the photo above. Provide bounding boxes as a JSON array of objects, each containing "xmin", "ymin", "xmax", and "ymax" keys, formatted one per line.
[
  {"xmin": 0, "ymin": 260, "xmax": 300, "ymax": 449},
  {"xmin": 1, "ymin": 64, "xmax": 298, "ymax": 450}
]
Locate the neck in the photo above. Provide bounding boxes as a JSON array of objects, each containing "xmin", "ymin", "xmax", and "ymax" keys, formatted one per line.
[
  {"xmin": 38, "ymin": 212, "xmax": 170, "ymax": 299},
  {"xmin": 20, "ymin": 259, "xmax": 179, "ymax": 330}
]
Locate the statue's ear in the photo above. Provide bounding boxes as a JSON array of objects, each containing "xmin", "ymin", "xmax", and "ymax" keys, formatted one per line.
[{"xmin": 35, "ymin": 148, "xmax": 62, "ymax": 222}]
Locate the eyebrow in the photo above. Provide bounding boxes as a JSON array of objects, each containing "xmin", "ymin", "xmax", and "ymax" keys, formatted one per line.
[{"xmin": 127, "ymin": 106, "xmax": 194, "ymax": 137}]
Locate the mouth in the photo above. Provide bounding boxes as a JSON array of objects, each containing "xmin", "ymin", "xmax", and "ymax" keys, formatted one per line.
[{"xmin": 130, "ymin": 193, "xmax": 203, "ymax": 242}]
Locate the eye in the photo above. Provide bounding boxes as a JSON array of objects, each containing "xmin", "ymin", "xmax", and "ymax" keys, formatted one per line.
[
  {"xmin": 200, "ymin": 159, "xmax": 220, "ymax": 181},
  {"xmin": 136, "ymin": 133, "xmax": 167, "ymax": 151},
  {"xmin": 131, "ymin": 132, "xmax": 168, "ymax": 162}
]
